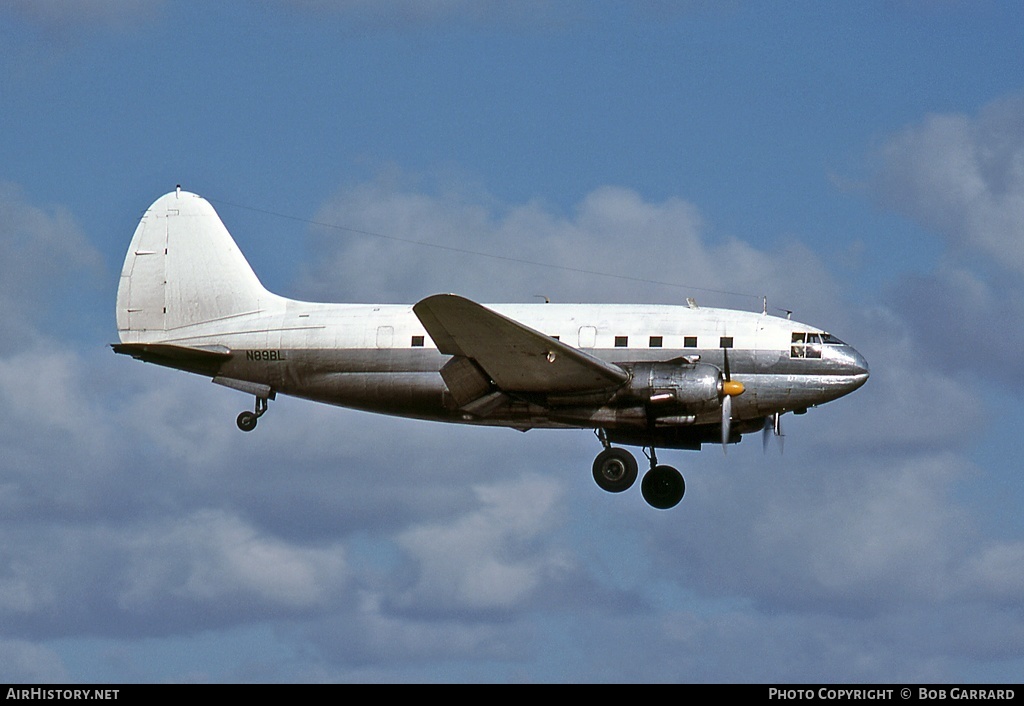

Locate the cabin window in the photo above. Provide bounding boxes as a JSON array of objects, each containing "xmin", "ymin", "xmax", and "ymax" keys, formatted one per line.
[
  {"xmin": 719, "ymin": 336, "xmax": 733, "ymax": 349},
  {"xmin": 649, "ymin": 336, "xmax": 663, "ymax": 348},
  {"xmin": 411, "ymin": 335, "xmax": 424, "ymax": 347},
  {"xmin": 684, "ymin": 336, "xmax": 697, "ymax": 348},
  {"xmin": 615, "ymin": 336, "xmax": 629, "ymax": 348}
]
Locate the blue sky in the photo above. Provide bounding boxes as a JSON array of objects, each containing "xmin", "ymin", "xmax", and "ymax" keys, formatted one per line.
[{"xmin": 2, "ymin": 0, "xmax": 1024, "ymax": 683}]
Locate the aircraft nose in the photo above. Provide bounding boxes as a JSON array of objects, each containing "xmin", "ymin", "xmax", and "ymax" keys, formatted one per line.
[{"xmin": 848, "ymin": 346, "xmax": 870, "ymax": 388}]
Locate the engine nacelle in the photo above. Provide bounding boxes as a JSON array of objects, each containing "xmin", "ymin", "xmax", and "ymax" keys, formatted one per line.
[{"xmin": 621, "ymin": 361, "xmax": 723, "ymax": 415}]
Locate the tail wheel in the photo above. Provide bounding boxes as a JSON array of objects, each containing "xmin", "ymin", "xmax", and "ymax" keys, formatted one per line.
[
  {"xmin": 236, "ymin": 411, "xmax": 258, "ymax": 432},
  {"xmin": 237, "ymin": 395, "xmax": 269, "ymax": 432},
  {"xmin": 592, "ymin": 448, "xmax": 638, "ymax": 493}
]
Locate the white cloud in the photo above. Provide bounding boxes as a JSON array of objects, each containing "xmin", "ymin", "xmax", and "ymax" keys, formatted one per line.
[
  {"xmin": 0, "ymin": 639, "xmax": 69, "ymax": 683},
  {"xmin": 118, "ymin": 510, "xmax": 348, "ymax": 612},
  {"xmin": 0, "ymin": 183, "xmax": 102, "ymax": 352},
  {"xmin": 884, "ymin": 265, "xmax": 1024, "ymax": 382},
  {"xmin": 871, "ymin": 95, "xmax": 1024, "ymax": 275},
  {"xmin": 394, "ymin": 474, "xmax": 573, "ymax": 613},
  {"xmin": 799, "ymin": 302, "xmax": 987, "ymax": 452},
  {"xmin": 299, "ymin": 175, "xmax": 842, "ymax": 325},
  {"xmin": 646, "ymin": 451, "xmax": 977, "ymax": 611}
]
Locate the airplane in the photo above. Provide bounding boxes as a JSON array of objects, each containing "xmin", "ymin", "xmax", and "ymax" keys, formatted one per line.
[{"xmin": 113, "ymin": 188, "xmax": 869, "ymax": 510}]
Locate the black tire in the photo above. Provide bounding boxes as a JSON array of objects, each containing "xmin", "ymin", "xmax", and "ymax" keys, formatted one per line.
[
  {"xmin": 592, "ymin": 448, "xmax": 638, "ymax": 493},
  {"xmin": 236, "ymin": 411, "xmax": 258, "ymax": 432},
  {"xmin": 641, "ymin": 465, "xmax": 685, "ymax": 509}
]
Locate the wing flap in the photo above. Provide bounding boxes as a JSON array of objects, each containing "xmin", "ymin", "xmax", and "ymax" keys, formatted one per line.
[{"xmin": 413, "ymin": 294, "xmax": 628, "ymax": 394}]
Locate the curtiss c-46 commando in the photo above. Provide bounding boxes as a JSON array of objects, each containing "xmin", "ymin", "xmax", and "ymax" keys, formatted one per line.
[{"xmin": 114, "ymin": 189, "xmax": 869, "ymax": 509}]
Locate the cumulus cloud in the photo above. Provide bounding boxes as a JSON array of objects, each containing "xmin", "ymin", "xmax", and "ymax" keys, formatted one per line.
[
  {"xmin": 866, "ymin": 96, "xmax": 1024, "ymax": 398},
  {"xmin": 659, "ymin": 452, "xmax": 977, "ymax": 611},
  {"xmin": 870, "ymin": 95, "xmax": 1024, "ymax": 275},
  {"xmin": 299, "ymin": 174, "xmax": 841, "ymax": 325},
  {"xmin": 884, "ymin": 264, "xmax": 1024, "ymax": 383},
  {"xmin": 118, "ymin": 510, "xmax": 348, "ymax": 613},
  {"xmin": 392, "ymin": 474, "xmax": 572, "ymax": 614},
  {"xmin": 0, "ymin": 183, "xmax": 102, "ymax": 351}
]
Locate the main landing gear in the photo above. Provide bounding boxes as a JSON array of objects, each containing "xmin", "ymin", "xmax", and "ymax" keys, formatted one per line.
[
  {"xmin": 592, "ymin": 430, "xmax": 685, "ymax": 510},
  {"xmin": 236, "ymin": 395, "xmax": 269, "ymax": 432}
]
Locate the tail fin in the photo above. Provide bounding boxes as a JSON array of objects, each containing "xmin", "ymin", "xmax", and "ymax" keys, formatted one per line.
[{"xmin": 116, "ymin": 188, "xmax": 275, "ymax": 343}]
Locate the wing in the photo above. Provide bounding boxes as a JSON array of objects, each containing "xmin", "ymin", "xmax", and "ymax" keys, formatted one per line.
[{"xmin": 413, "ymin": 294, "xmax": 629, "ymax": 399}]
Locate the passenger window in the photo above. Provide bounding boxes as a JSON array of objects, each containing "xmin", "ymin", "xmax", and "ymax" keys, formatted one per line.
[
  {"xmin": 615, "ymin": 336, "xmax": 629, "ymax": 348},
  {"xmin": 684, "ymin": 336, "xmax": 697, "ymax": 348},
  {"xmin": 719, "ymin": 336, "xmax": 733, "ymax": 349},
  {"xmin": 649, "ymin": 336, "xmax": 663, "ymax": 348},
  {"xmin": 411, "ymin": 335, "xmax": 425, "ymax": 347}
]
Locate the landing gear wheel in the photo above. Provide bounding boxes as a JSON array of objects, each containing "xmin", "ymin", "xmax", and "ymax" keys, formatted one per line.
[
  {"xmin": 236, "ymin": 395, "xmax": 270, "ymax": 432},
  {"xmin": 641, "ymin": 465, "xmax": 685, "ymax": 509},
  {"xmin": 236, "ymin": 411, "xmax": 258, "ymax": 432},
  {"xmin": 592, "ymin": 447, "xmax": 638, "ymax": 493}
]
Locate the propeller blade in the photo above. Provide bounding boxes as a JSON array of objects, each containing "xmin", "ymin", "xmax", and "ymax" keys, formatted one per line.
[
  {"xmin": 762, "ymin": 412, "xmax": 785, "ymax": 455},
  {"xmin": 776, "ymin": 412, "xmax": 785, "ymax": 455},
  {"xmin": 722, "ymin": 393, "xmax": 732, "ymax": 453}
]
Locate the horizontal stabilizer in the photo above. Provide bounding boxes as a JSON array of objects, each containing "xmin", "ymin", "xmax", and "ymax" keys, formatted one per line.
[
  {"xmin": 413, "ymin": 294, "xmax": 628, "ymax": 394},
  {"xmin": 111, "ymin": 342, "xmax": 231, "ymax": 376}
]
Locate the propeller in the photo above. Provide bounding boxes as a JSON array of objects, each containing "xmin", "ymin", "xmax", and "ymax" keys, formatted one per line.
[
  {"xmin": 720, "ymin": 347, "xmax": 745, "ymax": 453},
  {"xmin": 762, "ymin": 412, "xmax": 784, "ymax": 455}
]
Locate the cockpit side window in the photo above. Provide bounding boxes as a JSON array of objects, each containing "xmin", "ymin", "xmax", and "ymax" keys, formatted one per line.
[{"xmin": 791, "ymin": 332, "xmax": 805, "ymax": 358}]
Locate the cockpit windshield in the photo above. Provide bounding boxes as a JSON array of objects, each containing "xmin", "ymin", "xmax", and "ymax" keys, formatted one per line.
[{"xmin": 791, "ymin": 331, "xmax": 846, "ymax": 358}]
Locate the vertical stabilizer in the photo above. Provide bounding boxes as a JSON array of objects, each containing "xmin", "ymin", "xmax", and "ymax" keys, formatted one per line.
[{"xmin": 116, "ymin": 189, "xmax": 274, "ymax": 343}]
